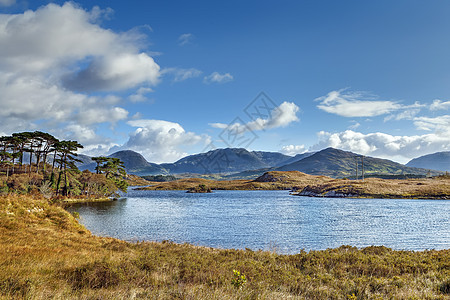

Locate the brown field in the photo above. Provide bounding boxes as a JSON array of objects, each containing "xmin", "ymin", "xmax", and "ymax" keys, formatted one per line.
[
  {"xmin": 139, "ymin": 171, "xmax": 450, "ymax": 199},
  {"xmin": 1, "ymin": 194, "xmax": 449, "ymax": 299}
]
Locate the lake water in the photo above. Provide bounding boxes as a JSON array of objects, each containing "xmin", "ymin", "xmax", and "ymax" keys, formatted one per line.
[{"xmin": 67, "ymin": 189, "xmax": 450, "ymax": 254}]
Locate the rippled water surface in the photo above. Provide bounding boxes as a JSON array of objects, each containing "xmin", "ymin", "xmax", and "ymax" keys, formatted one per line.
[{"xmin": 67, "ymin": 189, "xmax": 450, "ymax": 253}]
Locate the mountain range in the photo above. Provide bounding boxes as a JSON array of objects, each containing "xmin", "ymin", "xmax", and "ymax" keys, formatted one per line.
[
  {"xmin": 76, "ymin": 147, "xmax": 447, "ymax": 178},
  {"xmin": 406, "ymin": 151, "xmax": 450, "ymax": 172}
]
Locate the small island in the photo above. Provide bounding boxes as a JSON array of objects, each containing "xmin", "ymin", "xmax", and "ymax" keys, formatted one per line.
[{"xmin": 186, "ymin": 184, "xmax": 212, "ymax": 193}]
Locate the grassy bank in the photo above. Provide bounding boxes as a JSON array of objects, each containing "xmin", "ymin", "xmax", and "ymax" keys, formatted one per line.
[{"xmin": 1, "ymin": 195, "xmax": 449, "ymax": 299}]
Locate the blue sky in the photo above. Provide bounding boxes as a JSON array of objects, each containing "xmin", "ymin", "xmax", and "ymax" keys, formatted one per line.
[{"xmin": 0, "ymin": 0, "xmax": 449, "ymax": 163}]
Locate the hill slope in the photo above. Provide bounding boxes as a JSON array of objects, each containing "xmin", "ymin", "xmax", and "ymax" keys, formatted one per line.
[
  {"xmin": 108, "ymin": 150, "xmax": 168, "ymax": 175},
  {"xmin": 276, "ymin": 147, "xmax": 435, "ymax": 178},
  {"xmin": 406, "ymin": 151, "xmax": 450, "ymax": 172}
]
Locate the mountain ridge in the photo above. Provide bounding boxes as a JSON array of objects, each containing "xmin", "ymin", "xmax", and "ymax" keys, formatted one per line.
[
  {"xmin": 406, "ymin": 151, "xmax": 450, "ymax": 172},
  {"xmin": 76, "ymin": 147, "xmax": 445, "ymax": 178}
]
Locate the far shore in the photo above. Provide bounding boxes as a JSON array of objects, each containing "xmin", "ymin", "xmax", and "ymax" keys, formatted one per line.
[{"xmin": 135, "ymin": 171, "xmax": 450, "ymax": 200}]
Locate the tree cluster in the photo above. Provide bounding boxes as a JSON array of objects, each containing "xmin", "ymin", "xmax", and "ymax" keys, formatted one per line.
[{"xmin": 0, "ymin": 131, "xmax": 127, "ymax": 198}]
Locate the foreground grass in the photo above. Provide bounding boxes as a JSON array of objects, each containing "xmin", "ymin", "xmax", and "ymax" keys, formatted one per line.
[{"xmin": 1, "ymin": 195, "xmax": 449, "ymax": 299}]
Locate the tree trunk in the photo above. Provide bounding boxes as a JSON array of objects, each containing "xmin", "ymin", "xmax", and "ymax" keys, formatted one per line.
[{"xmin": 28, "ymin": 144, "xmax": 33, "ymax": 175}]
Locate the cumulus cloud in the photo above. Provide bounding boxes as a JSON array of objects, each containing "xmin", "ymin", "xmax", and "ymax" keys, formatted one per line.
[
  {"xmin": 316, "ymin": 89, "xmax": 403, "ymax": 117},
  {"xmin": 430, "ymin": 99, "xmax": 450, "ymax": 111},
  {"xmin": 203, "ymin": 72, "xmax": 233, "ymax": 84},
  {"xmin": 0, "ymin": 2, "xmax": 161, "ymax": 150},
  {"xmin": 64, "ymin": 53, "xmax": 160, "ymax": 91},
  {"xmin": 312, "ymin": 129, "xmax": 450, "ymax": 163},
  {"xmin": 123, "ymin": 119, "xmax": 210, "ymax": 163},
  {"xmin": 210, "ymin": 101, "xmax": 299, "ymax": 133},
  {"xmin": 77, "ymin": 106, "xmax": 128, "ymax": 125},
  {"xmin": 178, "ymin": 33, "xmax": 193, "ymax": 46},
  {"xmin": 161, "ymin": 67, "xmax": 202, "ymax": 82},
  {"xmin": 281, "ymin": 145, "xmax": 306, "ymax": 156}
]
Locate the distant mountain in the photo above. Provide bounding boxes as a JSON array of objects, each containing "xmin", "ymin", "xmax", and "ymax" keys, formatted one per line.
[
  {"xmin": 76, "ymin": 150, "xmax": 167, "ymax": 175},
  {"xmin": 252, "ymin": 151, "xmax": 294, "ymax": 167},
  {"xmin": 161, "ymin": 148, "xmax": 292, "ymax": 174},
  {"xmin": 76, "ymin": 147, "xmax": 441, "ymax": 178},
  {"xmin": 406, "ymin": 151, "xmax": 450, "ymax": 172},
  {"xmin": 278, "ymin": 151, "xmax": 316, "ymax": 166},
  {"xmin": 76, "ymin": 154, "xmax": 96, "ymax": 172},
  {"xmin": 276, "ymin": 147, "xmax": 436, "ymax": 178},
  {"xmin": 108, "ymin": 150, "xmax": 168, "ymax": 175}
]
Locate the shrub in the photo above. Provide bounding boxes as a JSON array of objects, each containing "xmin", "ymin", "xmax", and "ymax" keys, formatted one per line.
[
  {"xmin": 231, "ymin": 269, "xmax": 247, "ymax": 288},
  {"xmin": 439, "ymin": 279, "xmax": 450, "ymax": 294},
  {"xmin": 66, "ymin": 261, "xmax": 122, "ymax": 289}
]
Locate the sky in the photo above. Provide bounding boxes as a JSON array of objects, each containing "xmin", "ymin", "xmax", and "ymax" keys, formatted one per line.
[{"xmin": 0, "ymin": 0, "xmax": 449, "ymax": 164}]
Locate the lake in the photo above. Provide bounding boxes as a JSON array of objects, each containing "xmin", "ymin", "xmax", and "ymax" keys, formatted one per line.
[{"xmin": 67, "ymin": 189, "xmax": 450, "ymax": 254}]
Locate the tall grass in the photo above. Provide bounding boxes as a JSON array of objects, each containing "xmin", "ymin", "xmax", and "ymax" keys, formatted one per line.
[{"xmin": 1, "ymin": 195, "xmax": 449, "ymax": 299}]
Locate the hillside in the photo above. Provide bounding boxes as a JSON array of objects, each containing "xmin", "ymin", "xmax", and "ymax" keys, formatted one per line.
[
  {"xmin": 406, "ymin": 151, "xmax": 450, "ymax": 172},
  {"xmin": 75, "ymin": 154, "xmax": 97, "ymax": 172},
  {"xmin": 76, "ymin": 150, "xmax": 168, "ymax": 175},
  {"xmin": 276, "ymin": 147, "xmax": 436, "ymax": 178},
  {"xmin": 108, "ymin": 150, "xmax": 168, "ymax": 175}
]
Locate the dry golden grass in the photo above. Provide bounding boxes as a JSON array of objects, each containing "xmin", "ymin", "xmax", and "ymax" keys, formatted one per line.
[
  {"xmin": 141, "ymin": 171, "xmax": 333, "ymax": 191},
  {"xmin": 125, "ymin": 174, "xmax": 155, "ymax": 186},
  {"xmin": 298, "ymin": 176, "xmax": 450, "ymax": 199},
  {"xmin": 1, "ymin": 194, "xmax": 449, "ymax": 299}
]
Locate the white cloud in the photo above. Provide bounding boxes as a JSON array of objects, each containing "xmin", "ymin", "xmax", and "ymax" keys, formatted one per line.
[
  {"xmin": 0, "ymin": 3, "xmax": 161, "ymax": 149},
  {"xmin": 312, "ymin": 129, "xmax": 450, "ymax": 163},
  {"xmin": 315, "ymin": 89, "xmax": 402, "ymax": 117},
  {"xmin": 430, "ymin": 99, "xmax": 450, "ymax": 111},
  {"xmin": 64, "ymin": 53, "xmax": 160, "ymax": 91},
  {"xmin": 413, "ymin": 115, "xmax": 450, "ymax": 132},
  {"xmin": 0, "ymin": 0, "xmax": 14, "ymax": 7},
  {"xmin": 162, "ymin": 67, "xmax": 202, "ymax": 82},
  {"xmin": 123, "ymin": 119, "xmax": 210, "ymax": 163},
  {"xmin": 128, "ymin": 87, "xmax": 154, "ymax": 102},
  {"xmin": 178, "ymin": 33, "xmax": 193, "ymax": 46},
  {"xmin": 348, "ymin": 121, "xmax": 360, "ymax": 130},
  {"xmin": 384, "ymin": 108, "xmax": 421, "ymax": 122},
  {"xmin": 203, "ymin": 72, "xmax": 233, "ymax": 84},
  {"xmin": 210, "ymin": 101, "xmax": 299, "ymax": 132},
  {"xmin": 77, "ymin": 106, "xmax": 129, "ymax": 125},
  {"xmin": 281, "ymin": 145, "xmax": 306, "ymax": 156}
]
